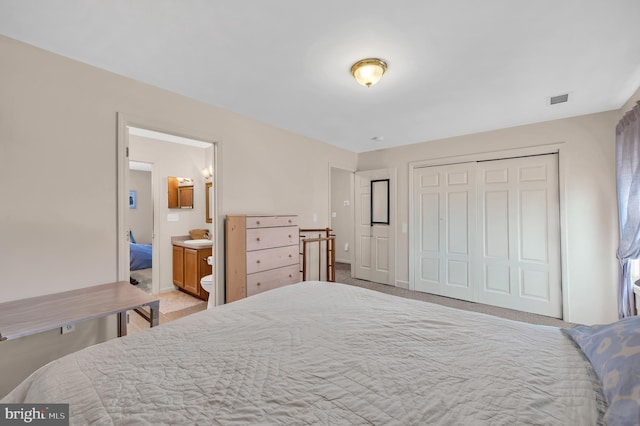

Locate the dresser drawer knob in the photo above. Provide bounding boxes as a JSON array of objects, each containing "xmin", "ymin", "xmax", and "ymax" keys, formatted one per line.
[
  {"xmin": 288, "ymin": 234, "xmax": 292, "ymax": 238},
  {"xmin": 288, "ymin": 274, "xmax": 292, "ymax": 278},
  {"xmin": 256, "ymin": 237, "xmax": 261, "ymax": 241},
  {"xmin": 256, "ymin": 260, "xmax": 261, "ymax": 264},
  {"xmin": 256, "ymin": 220, "xmax": 260, "ymax": 225},
  {"xmin": 257, "ymin": 282, "xmax": 261, "ymax": 286},
  {"xmin": 288, "ymin": 254, "xmax": 292, "ymax": 258}
]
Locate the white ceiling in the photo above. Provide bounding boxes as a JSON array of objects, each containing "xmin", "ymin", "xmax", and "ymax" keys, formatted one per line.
[{"xmin": 2, "ymin": 1, "xmax": 640, "ymax": 153}]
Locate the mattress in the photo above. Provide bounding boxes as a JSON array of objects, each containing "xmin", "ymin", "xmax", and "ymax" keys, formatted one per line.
[
  {"xmin": 2, "ymin": 281, "xmax": 603, "ymax": 425},
  {"xmin": 130, "ymin": 242, "xmax": 152, "ymax": 271}
]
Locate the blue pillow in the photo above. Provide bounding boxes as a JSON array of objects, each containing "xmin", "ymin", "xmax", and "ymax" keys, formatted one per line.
[
  {"xmin": 129, "ymin": 230, "xmax": 136, "ymax": 244},
  {"xmin": 563, "ymin": 316, "xmax": 640, "ymax": 426}
]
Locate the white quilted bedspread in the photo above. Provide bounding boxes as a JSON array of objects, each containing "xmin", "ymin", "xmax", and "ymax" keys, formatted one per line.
[{"xmin": 3, "ymin": 282, "xmax": 602, "ymax": 425}]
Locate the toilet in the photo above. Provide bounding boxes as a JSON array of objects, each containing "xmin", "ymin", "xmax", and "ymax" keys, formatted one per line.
[
  {"xmin": 200, "ymin": 256, "xmax": 215, "ymax": 308},
  {"xmin": 200, "ymin": 274, "xmax": 213, "ymax": 293}
]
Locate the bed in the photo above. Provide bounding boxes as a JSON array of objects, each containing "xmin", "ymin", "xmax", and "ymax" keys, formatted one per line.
[
  {"xmin": 129, "ymin": 231, "xmax": 152, "ymax": 271},
  {"xmin": 130, "ymin": 242, "xmax": 152, "ymax": 271},
  {"xmin": 2, "ymin": 281, "xmax": 637, "ymax": 425}
]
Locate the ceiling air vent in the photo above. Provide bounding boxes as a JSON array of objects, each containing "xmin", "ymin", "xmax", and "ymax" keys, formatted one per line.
[{"xmin": 549, "ymin": 93, "xmax": 569, "ymax": 105}]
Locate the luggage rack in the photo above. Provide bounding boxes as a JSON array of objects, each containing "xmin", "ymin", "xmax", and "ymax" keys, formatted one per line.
[{"xmin": 299, "ymin": 228, "xmax": 336, "ymax": 282}]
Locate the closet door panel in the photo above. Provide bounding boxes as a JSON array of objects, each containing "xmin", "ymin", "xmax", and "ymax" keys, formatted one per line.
[
  {"xmin": 519, "ymin": 189, "xmax": 549, "ymax": 262},
  {"xmin": 414, "ymin": 163, "xmax": 475, "ymax": 300},
  {"xmin": 421, "ymin": 193, "xmax": 440, "ymax": 252},
  {"xmin": 414, "ymin": 168, "xmax": 444, "ymax": 294},
  {"xmin": 447, "ymin": 191, "xmax": 469, "ymax": 255},
  {"xmin": 477, "ymin": 154, "xmax": 561, "ymax": 318},
  {"xmin": 442, "ymin": 167, "xmax": 475, "ymax": 299},
  {"xmin": 481, "ymin": 187, "xmax": 511, "ymax": 296},
  {"xmin": 484, "ymin": 190, "xmax": 509, "ymax": 259}
]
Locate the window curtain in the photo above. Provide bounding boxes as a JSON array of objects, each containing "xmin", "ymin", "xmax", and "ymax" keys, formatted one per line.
[{"xmin": 616, "ymin": 100, "xmax": 640, "ymax": 318}]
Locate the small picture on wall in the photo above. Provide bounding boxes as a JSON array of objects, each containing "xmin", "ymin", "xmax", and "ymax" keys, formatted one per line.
[{"xmin": 129, "ymin": 190, "xmax": 137, "ymax": 209}]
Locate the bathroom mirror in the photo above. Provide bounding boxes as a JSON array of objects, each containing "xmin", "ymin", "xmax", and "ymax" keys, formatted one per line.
[
  {"xmin": 371, "ymin": 179, "xmax": 390, "ymax": 225},
  {"xmin": 205, "ymin": 182, "xmax": 213, "ymax": 223},
  {"xmin": 168, "ymin": 176, "xmax": 194, "ymax": 209}
]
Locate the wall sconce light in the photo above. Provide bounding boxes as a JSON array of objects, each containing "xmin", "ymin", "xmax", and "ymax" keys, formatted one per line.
[
  {"xmin": 201, "ymin": 167, "xmax": 212, "ymax": 179},
  {"xmin": 351, "ymin": 58, "xmax": 387, "ymax": 87}
]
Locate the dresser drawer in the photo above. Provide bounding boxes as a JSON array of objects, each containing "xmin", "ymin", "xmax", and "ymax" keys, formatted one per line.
[
  {"xmin": 246, "ymin": 264, "xmax": 300, "ymax": 297},
  {"xmin": 246, "ymin": 215, "xmax": 298, "ymax": 229},
  {"xmin": 246, "ymin": 245, "xmax": 298, "ymax": 274},
  {"xmin": 246, "ymin": 226, "xmax": 298, "ymax": 251}
]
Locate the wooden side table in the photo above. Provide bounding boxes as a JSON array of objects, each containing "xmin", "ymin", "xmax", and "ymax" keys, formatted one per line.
[{"xmin": 0, "ymin": 281, "xmax": 159, "ymax": 341}]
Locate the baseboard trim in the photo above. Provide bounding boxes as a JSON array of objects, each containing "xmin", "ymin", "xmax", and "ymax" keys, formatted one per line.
[
  {"xmin": 160, "ymin": 285, "xmax": 178, "ymax": 294},
  {"xmin": 395, "ymin": 280, "xmax": 409, "ymax": 289}
]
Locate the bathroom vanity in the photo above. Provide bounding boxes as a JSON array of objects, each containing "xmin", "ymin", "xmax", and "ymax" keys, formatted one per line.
[{"xmin": 172, "ymin": 239, "xmax": 212, "ymax": 301}]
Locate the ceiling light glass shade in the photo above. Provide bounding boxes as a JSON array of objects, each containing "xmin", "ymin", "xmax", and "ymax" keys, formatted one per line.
[{"xmin": 351, "ymin": 58, "xmax": 387, "ymax": 87}]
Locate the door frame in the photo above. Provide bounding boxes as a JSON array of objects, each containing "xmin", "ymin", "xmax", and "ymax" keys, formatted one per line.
[
  {"xmin": 328, "ymin": 164, "xmax": 356, "ymax": 273},
  {"xmin": 408, "ymin": 142, "xmax": 570, "ymax": 318},
  {"xmin": 116, "ymin": 113, "xmax": 222, "ymax": 304}
]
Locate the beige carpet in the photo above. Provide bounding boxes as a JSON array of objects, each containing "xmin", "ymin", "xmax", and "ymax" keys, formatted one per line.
[
  {"xmin": 334, "ymin": 262, "xmax": 574, "ymax": 328},
  {"xmin": 130, "ymin": 268, "xmax": 152, "ymax": 294}
]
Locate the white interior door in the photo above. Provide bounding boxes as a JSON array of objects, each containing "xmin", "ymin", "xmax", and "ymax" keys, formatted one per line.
[
  {"xmin": 413, "ymin": 162, "xmax": 476, "ymax": 301},
  {"xmin": 476, "ymin": 154, "xmax": 561, "ymax": 317},
  {"xmin": 412, "ymin": 154, "xmax": 562, "ymax": 318},
  {"xmin": 354, "ymin": 169, "xmax": 395, "ymax": 285}
]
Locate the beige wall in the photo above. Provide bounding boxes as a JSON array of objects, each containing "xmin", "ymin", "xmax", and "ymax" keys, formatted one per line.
[
  {"xmin": 0, "ymin": 35, "xmax": 357, "ymax": 397},
  {"xmin": 358, "ymin": 110, "xmax": 621, "ymax": 325}
]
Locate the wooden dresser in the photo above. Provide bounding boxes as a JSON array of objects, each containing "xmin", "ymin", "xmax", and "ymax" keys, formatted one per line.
[{"xmin": 225, "ymin": 215, "xmax": 300, "ymax": 303}]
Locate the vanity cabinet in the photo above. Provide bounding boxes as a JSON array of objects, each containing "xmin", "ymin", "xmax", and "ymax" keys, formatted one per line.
[
  {"xmin": 225, "ymin": 215, "xmax": 300, "ymax": 303},
  {"xmin": 172, "ymin": 245, "xmax": 211, "ymax": 301}
]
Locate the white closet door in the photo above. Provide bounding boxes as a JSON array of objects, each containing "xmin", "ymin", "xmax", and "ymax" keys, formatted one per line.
[
  {"xmin": 412, "ymin": 154, "xmax": 562, "ymax": 318},
  {"xmin": 477, "ymin": 154, "xmax": 561, "ymax": 317},
  {"xmin": 414, "ymin": 162, "xmax": 476, "ymax": 301}
]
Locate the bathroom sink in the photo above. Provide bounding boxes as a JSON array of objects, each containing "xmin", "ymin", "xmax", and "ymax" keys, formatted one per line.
[{"xmin": 182, "ymin": 239, "xmax": 212, "ymax": 248}]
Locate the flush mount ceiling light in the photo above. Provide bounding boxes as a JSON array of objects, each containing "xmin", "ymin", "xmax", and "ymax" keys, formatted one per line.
[{"xmin": 351, "ymin": 58, "xmax": 387, "ymax": 87}]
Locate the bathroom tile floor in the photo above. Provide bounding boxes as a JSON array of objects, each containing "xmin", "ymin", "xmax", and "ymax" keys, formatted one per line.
[{"xmin": 127, "ymin": 290, "xmax": 206, "ymax": 335}]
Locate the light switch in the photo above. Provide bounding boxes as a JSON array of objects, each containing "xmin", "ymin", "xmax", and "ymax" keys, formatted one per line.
[
  {"xmin": 168, "ymin": 213, "xmax": 179, "ymax": 222},
  {"xmin": 402, "ymin": 223, "xmax": 407, "ymax": 234},
  {"xmin": 343, "ymin": 200, "xmax": 350, "ymax": 207},
  {"xmin": 332, "ymin": 212, "xmax": 337, "ymax": 218},
  {"xmin": 313, "ymin": 213, "xmax": 318, "ymax": 223}
]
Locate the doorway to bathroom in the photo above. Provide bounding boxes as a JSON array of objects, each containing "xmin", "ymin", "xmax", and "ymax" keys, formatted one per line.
[{"xmin": 116, "ymin": 114, "xmax": 220, "ymax": 309}]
